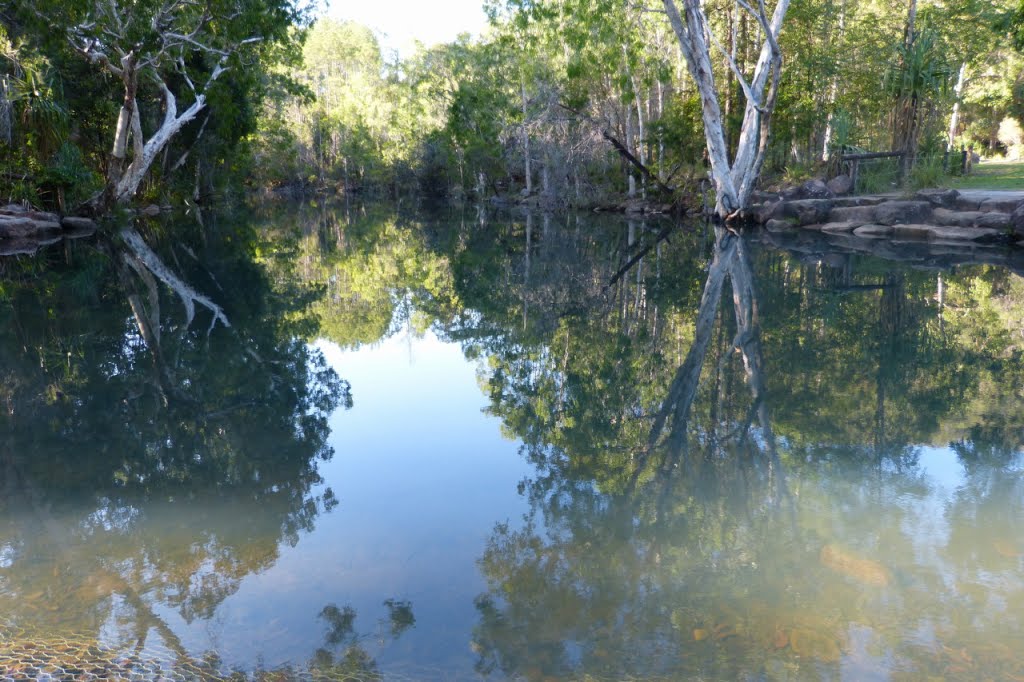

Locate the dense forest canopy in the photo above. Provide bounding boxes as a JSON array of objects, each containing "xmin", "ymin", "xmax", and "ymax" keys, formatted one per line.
[{"xmin": 1, "ymin": 0, "xmax": 1022, "ymax": 213}]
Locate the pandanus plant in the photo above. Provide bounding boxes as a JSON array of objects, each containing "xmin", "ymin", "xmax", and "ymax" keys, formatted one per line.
[
  {"xmin": 0, "ymin": 33, "xmax": 69, "ymax": 159},
  {"xmin": 885, "ymin": 26, "xmax": 952, "ymax": 168}
]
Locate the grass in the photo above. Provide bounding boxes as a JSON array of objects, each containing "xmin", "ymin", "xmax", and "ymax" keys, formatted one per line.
[{"xmin": 948, "ymin": 160, "xmax": 1024, "ymax": 190}]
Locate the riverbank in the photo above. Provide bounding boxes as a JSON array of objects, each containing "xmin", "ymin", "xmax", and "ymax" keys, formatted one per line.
[{"xmin": 746, "ymin": 184, "xmax": 1024, "ymax": 246}]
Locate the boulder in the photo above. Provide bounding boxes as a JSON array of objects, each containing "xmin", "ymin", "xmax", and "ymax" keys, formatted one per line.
[
  {"xmin": 914, "ymin": 188, "xmax": 959, "ymax": 208},
  {"xmin": 782, "ymin": 178, "xmax": 834, "ymax": 200},
  {"xmin": 954, "ymin": 196, "xmax": 982, "ymax": 212},
  {"xmin": 0, "ymin": 204, "xmax": 60, "ymax": 224},
  {"xmin": 828, "ymin": 205, "xmax": 877, "ymax": 224},
  {"xmin": 891, "ymin": 224, "xmax": 934, "ymax": 238},
  {"xmin": 140, "ymin": 204, "xmax": 161, "ymax": 217},
  {"xmin": 0, "ymin": 213, "xmax": 62, "ymax": 239},
  {"xmin": 1011, "ymin": 204, "xmax": 1024, "ymax": 239},
  {"xmin": 799, "ymin": 178, "xmax": 835, "ymax": 199},
  {"xmin": 873, "ymin": 200, "xmax": 933, "ymax": 226},
  {"xmin": 773, "ymin": 199, "xmax": 834, "ymax": 226},
  {"xmin": 826, "ymin": 174, "xmax": 854, "ymax": 196},
  {"xmin": 979, "ymin": 198, "xmax": 1021, "ymax": 213},
  {"xmin": 61, "ymin": 216, "xmax": 98, "ymax": 231},
  {"xmin": 749, "ymin": 190, "xmax": 782, "ymax": 204},
  {"xmin": 747, "ymin": 200, "xmax": 780, "ymax": 224},
  {"xmin": 932, "ymin": 208, "xmax": 985, "ymax": 227},
  {"xmin": 975, "ymin": 212, "xmax": 1010, "ymax": 230},
  {"xmin": 833, "ymin": 196, "xmax": 888, "ymax": 208},
  {"xmin": 853, "ymin": 224, "xmax": 894, "ymax": 238}
]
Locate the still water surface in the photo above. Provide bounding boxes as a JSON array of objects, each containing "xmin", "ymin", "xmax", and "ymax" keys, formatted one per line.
[{"xmin": 1, "ymin": 205, "xmax": 1024, "ymax": 680}]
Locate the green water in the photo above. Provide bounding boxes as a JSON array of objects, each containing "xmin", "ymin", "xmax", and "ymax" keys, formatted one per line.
[{"xmin": 1, "ymin": 204, "xmax": 1023, "ymax": 680}]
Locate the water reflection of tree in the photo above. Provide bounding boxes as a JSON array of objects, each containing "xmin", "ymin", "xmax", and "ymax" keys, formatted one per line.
[
  {"xmin": 469, "ymin": 228, "xmax": 806, "ymax": 680},
  {"xmin": 0, "ymin": 217, "xmax": 348, "ymax": 662},
  {"xmin": 254, "ymin": 203, "xmax": 1024, "ymax": 679},
  {"xmin": 435, "ymin": 216, "xmax": 1024, "ymax": 680},
  {"xmin": 309, "ymin": 599, "xmax": 416, "ymax": 681}
]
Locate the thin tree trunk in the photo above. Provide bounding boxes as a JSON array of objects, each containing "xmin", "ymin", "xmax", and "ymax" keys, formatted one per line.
[
  {"xmin": 521, "ymin": 77, "xmax": 533, "ymax": 195},
  {"xmin": 821, "ymin": 0, "xmax": 847, "ymax": 161},
  {"xmin": 947, "ymin": 61, "xmax": 967, "ymax": 151}
]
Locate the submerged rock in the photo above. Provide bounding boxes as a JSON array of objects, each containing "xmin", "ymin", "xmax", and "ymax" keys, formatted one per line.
[
  {"xmin": 789, "ymin": 628, "xmax": 841, "ymax": 662},
  {"xmin": 820, "ymin": 544, "xmax": 890, "ymax": 586}
]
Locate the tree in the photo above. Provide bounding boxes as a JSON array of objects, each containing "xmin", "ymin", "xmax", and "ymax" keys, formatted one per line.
[
  {"xmin": 18, "ymin": 0, "xmax": 307, "ymax": 210},
  {"xmin": 661, "ymin": 0, "xmax": 790, "ymax": 218}
]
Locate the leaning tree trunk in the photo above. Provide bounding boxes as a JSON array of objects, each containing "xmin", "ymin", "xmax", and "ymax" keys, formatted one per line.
[{"xmin": 88, "ymin": 51, "xmax": 228, "ymax": 213}]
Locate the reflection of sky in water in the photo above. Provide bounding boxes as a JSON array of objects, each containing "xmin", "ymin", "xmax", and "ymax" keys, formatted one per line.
[
  {"xmin": 164, "ymin": 330, "xmax": 532, "ymax": 674},
  {"xmin": 918, "ymin": 446, "xmax": 968, "ymax": 491}
]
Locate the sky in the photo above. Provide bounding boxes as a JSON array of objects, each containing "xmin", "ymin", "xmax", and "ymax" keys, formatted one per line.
[{"xmin": 325, "ymin": 0, "xmax": 490, "ymax": 57}]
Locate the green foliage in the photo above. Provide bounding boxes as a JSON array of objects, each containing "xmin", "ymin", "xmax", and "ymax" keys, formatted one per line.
[{"xmin": 909, "ymin": 154, "xmax": 947, "ymax": 188}]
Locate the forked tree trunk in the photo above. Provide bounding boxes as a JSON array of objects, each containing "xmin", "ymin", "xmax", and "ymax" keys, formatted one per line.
[
  {"xmin": 662, "ymin": 0, "xmax": 790, "ymax": 219},
  {"xmin": 89, "ymin": 53, "xmax": 228, "ymax": 212}
]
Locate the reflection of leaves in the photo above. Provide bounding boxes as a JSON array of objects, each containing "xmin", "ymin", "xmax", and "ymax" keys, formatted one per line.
[
  {"xmin": 0, "ymin": 215, "xmax": 349, "ymax": 639},
  {"xmin": 313, "ymin": 604, "xmax": 368, "ymax": 677},
  {"xmin": 383, "ymin": 598, "xmax": 415, "ymax": 638},
  {"xmin": 311, "ymin": 600, "xmax": 417, "ymax": 682},
  {"xmin": 319, "ymin": 604, "xmax": 358, "ymax": 646}
]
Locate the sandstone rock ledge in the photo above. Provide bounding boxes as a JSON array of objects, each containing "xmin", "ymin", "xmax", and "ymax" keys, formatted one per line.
[
  {"xmin": 0, "ymin": 204, "xmax": 98, "ymax": 256},
  {"xmin": 746, "ymin": 187, "xmax": 1024, "ymax": 246}
]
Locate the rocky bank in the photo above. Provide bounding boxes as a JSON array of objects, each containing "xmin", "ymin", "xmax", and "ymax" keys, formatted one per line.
[{"xmin": 745, "ymin": 180, "xmax": 1024, "ymax": 246}]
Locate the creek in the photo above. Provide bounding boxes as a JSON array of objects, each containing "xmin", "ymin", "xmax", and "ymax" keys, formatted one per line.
[{"xmin": 1, "ymin": 203, "xmax": 1023, "ymax": 680}]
